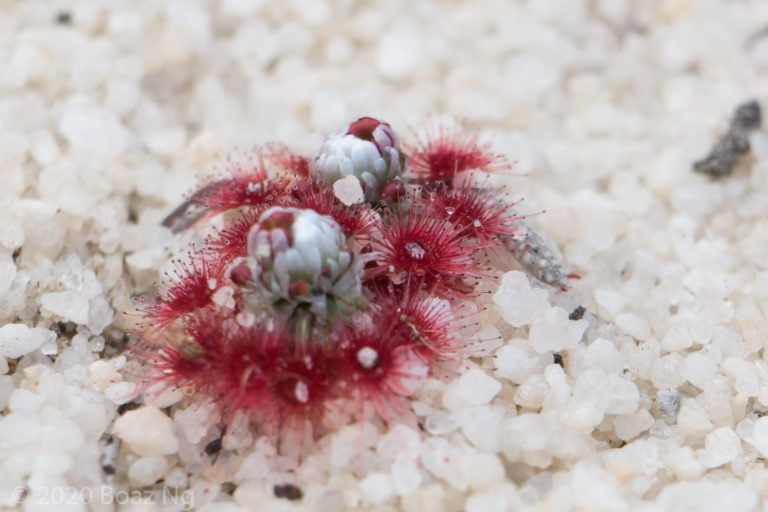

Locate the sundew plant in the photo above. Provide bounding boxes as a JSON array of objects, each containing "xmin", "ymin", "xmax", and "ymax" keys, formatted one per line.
[{"xmin": 134, "ymin": 117, "xmax": 573, "ymax": 453}]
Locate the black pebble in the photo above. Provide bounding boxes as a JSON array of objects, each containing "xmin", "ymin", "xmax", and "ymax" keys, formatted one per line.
[
  {"xmin": 693, "ymin": 99, "xmax": 762, "ymax": 178},
  {"xmin": 56, "ymin": 11, "xmax": 71, "ymax": 24},
  {"xmin": 117, "ymin": 401, "xmax": 141, "ymax": 415},
  {"xmin": 273, "ymin": 483, "xmax": 303, "ymax": 501},
  {"xmin": 204, "ymin": 437, "xmax": 223, "ymax": 455},
  {"xmin": 553, "ymin": 353, "xmax": 564, "ymax": 367},
  {"xmin": 569, "ymin": 306, "xmax": 586, "ymax": 321}
]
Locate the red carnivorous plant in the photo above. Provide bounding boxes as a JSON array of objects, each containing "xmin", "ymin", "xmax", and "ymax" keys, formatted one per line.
[{"xmin": 134, "ymin": 117, "xmax": 573, "ymax": 453}]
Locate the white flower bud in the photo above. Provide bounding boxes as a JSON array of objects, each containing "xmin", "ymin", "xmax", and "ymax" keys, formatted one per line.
[
  {"xmin": 310, "ymin": 117, "xmax": 406, "ymax": 202},
  {"xmin": 242, "ymin": 207, "xmax": 362, "ymax": 311}
]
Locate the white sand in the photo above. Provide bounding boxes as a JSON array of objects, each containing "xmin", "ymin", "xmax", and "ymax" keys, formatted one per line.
[{"xmin": 1, "ymin": 1, "xmax": 768, "ymax": 510}]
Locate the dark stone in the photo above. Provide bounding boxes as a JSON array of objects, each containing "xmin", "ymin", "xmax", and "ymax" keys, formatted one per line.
[
  {"xmin": 117, "ymin": 401, "xmax": 141, "ymax": 415},
  {"xmin": 694, "ymin": 100, "xmax": 762, "ymax": 178},
  {"xmin": 204, "ymin": 437, "xmax": 223, "ymax": 455},
  {"xmin": 273, "ymin": 483, "xmax": 303, "ymax": 501},
  {"xmin": 568, "ymin": 306, "xmax": 586, "ymax": 321}
]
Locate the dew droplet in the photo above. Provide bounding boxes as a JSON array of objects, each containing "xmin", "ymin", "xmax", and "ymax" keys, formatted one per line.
[
  {"xmin": 295, "ymin": 381, "xmax": 309, "ymax": 403},
  {"xmin": 444, "ymin": 207, "xmax": 456, "ymax": 215}
]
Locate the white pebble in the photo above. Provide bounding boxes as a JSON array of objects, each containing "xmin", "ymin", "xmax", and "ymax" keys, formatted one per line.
[
  {"xmin": 614, "ymin": 313, "xmax": 651, "ymax": 341},
  {"xmin": 0, "ymin": 375, "xmax": 13, "ymax": 410},
  {"xmin": 752, "ymin": 417, "xmax": 768, "ymax": 458},
  {"xmin": 104, "ymin": 81, "xmax": 140, "ymax": 116},
  {"xmin": 222, "ymin": 412, "xmax": 253, "ymax": 451},
  {"xmin": 0, "ymin": 324, "xmax": 55, "ymax": 359},
  {"xmin": 454, "ymin": 405, "xmax": 505, "ymax": 453},
  {"xmin": 164, "ymin": 466, "xmax": 189, "ymax": 489},
  {"xmin": 494, "ymin": 338, "xmax": 551, "ymax": 384},
  {"xmin": 442, "ymin": 368, "xmax": 501, "ymax": 411},
  {"xmin": 234, "ymin": 452, "xmax": 269, "ymax": 480},
  {"xmin": 661, "ymin": 323, "xmax": 694, "ymax": 352},
  {"xmin": 88, "ymin": 360, "xmax": 122, "ymax": 391},
  {"xmin": 651, "ymin": 353, "xmax": 686, "ymax": 389},
  {"xmin": 684, "ymin": 352, "xmax": 718, "ymax": 390},
  {"xmin": 458, "ymin": 453, "xmax": 505, "ymax": 491},
  {"xmin": 128, "ymin": 455, "xmax": 169, "ymax": 487},
  {"xmin": 501, "ymin": 414, "xmax": 550, "ymax": 467},
  {"xmin": 722, "ymin": 358, "xmax": 759, "ymax": 398},
  {"xmin": 593, "ymin": 287, "xmax": 627, "ymax": 316},
  {"xmin": 375, "ymin": 26, "xmax": 423, "ymax": 80},
  {"xmin": 424, "ymin": 410, "xmax": 457, "ymax": 435},
  {"xmin": 655, "ymin": 480, "xmax": 757, "ymax": 512},
  {"xmin": 0, "ymin": 258, "xmax": 16, "ymax": 295},
  {"xmin": 8, "ymin": 388, "xmax": 45, "ymax": 413},
  {"xmin": 604, "ymin": 375, "xmax": 639, "ymax": 415},
  {"xmin": 174, "ymin": 402, "xmax": 217, "ymax": 444},
  {"xmin": 0, "ymin": 222, "xmax": 24, "ymax": 249},
  {"xmin": 613, "ymin": 408, "xmax": 654, "ymax": 441},
  {"xmin": 391, "ymin": 456, "xmax": 422, "ymax": 495},
  {"xmin": 568, "ymin": 368, "xmax": 610, "ymax": 428},
  {"xmin": 677, "ymin": 400, "xmax": 714, "ymax": 437},
  {"xmin": 333, "ymin": 175, "xmax": 364, "ymax": 205},
  {"xmin": 464, "ymin": 487, "xmax": 510, "ymax": 512},
  {"xmin": 504, "ymin": 56, "xmax": 561, "ymax": 101},
  {"xmin": 40, "ymin": 291, "xmax": 90, "ymax": 325},
  {"xmin": 583, "ymin": 338, "xmax": 623, "ymax": 374},
  {"xmin": 29, "ymin": 129, "xmax": 60, "ymax": 166},
  {"xmin": 570, "ymin": 461, "xmax": 628, "ymax": 511},
  {"xmin": 58, "ymin": 97, "xmax": 130, "ymax": 163},
  {"xmin": 400, "ymin": 484, "xmax": 445, "ymax": 512},
  {"xmin": 142, "ymin": 128, "xmax": 186, "ymax": 157},
  {"xmin": 698, "ymin": 427, "xmax": 741, "ymax": 468},
  {"xmin": 147, "ymin": 386, "xmax": 184, "ymax": 408},
  {"xmin": 529, "ymin": 306, "xmax": 588, "ymax": 353},
  {"xmin": 113, "ymin": 406, "xmax": 179, "ymax": 456},
  {"xmin": 514, "ymin": 374, "xmax": 549, "ymax": 409},
  {"xmin": 330, "ymin": 425, "xmax": 362, "ymax": 469},
  {"xmin": 663, "ymin": 446, "xmax": 705, "ymax": 481},
  {"xmin": 493, "ymin": 271, "xmax": 550, "ymax": 327},
  {"xmin": 87, "ymin": 296, "xmax": 115, "ymax": 334},
  {"xmin": 104, "ymin": 382, "xmax": 137, "ymax": 404},
  {"xmin": 358, "ymin": 472, "xmax": 393, "ymax": 504},
  {"xmin": 232, "ymin": 481, "xmax": 268, "ymax": 509},
  {"xmin": 377, "ymin": 425, "xmax": 421, "ymax": 460}
]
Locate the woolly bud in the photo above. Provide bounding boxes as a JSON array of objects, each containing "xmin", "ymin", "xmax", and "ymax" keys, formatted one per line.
[
  {"xmin": 243, "ymin": 207, "xmax": 362, "ymax": 311},
  {"xmin": 310, "ymin": 117, "xmax": 407, "ymax": 202}
]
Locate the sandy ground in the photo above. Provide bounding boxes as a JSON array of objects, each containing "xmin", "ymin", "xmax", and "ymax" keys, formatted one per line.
[{"xmin": 2, "ymin": 1, "xmax": 768, "ymax": 511}]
